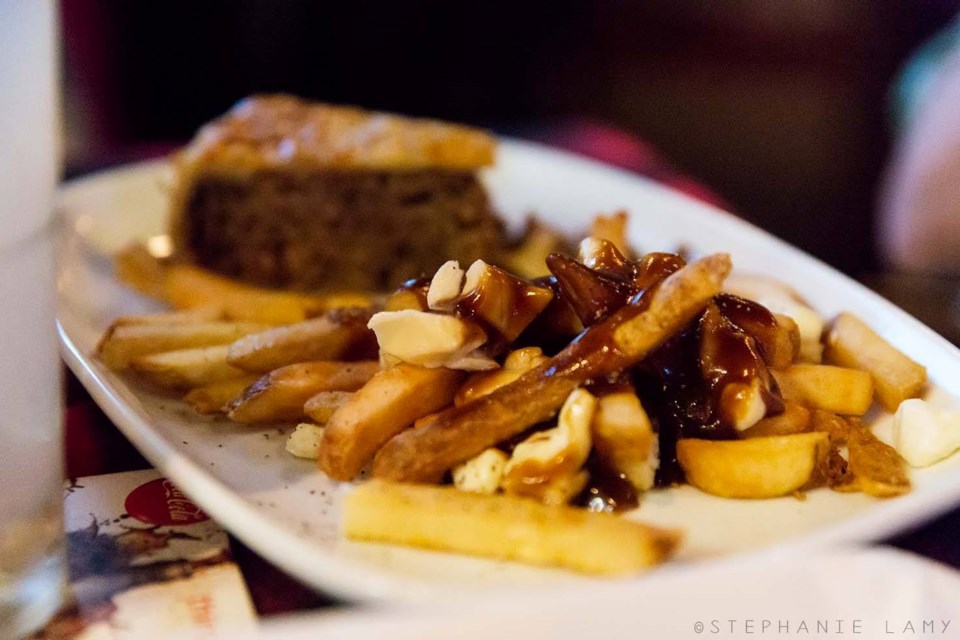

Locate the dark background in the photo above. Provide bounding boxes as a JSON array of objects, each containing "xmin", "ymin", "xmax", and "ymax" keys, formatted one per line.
[{"xmin": 61, "ymin": 0, "xmax": 960, "ymax": 276}]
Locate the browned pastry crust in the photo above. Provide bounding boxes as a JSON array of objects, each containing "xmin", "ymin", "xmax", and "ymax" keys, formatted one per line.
[{"xmin": 169, "ymin": 95, "xmax": 503, "ymax": 291}]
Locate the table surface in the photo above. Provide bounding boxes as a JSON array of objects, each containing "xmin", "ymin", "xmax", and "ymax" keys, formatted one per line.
[{"xmin": 59, "ymin": 125, "xmax": 960, "ymax": 616}]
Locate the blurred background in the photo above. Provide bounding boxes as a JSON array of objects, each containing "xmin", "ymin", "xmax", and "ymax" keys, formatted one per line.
[{"xmin": 60, "ymin": 0, "xmax": 960, "ymax": 319}]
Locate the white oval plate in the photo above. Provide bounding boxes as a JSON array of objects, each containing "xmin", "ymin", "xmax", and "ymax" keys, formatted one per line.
[
  {"xmin": 255, "ymin": 548, "xmax": 960, "ymax": 639},
  {"xmin": 57, "ymin": 140, "xmax": 960, "ymax": 603}
]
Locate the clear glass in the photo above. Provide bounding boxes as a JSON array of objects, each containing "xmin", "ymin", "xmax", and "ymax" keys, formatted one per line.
[
  {"xmin": 0, "ymin": 1, "xmax": 65, "ymax": 637},
  {"xmin": 0, "ymin": 231, "xmax": 65, "ymax": 637}
]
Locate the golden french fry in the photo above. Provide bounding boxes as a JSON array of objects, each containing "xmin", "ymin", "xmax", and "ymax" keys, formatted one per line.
[
  {"xmin": 114, "ymin": 306, "xmax": 225, "ymax": 326},
  {"xmin": 115, "ymin": 242, "xmax": 376, "ymax": 323},
  {"xmin": 115, "ymin": 243, "xmax": 168, "ymax": 299},
  {"xmin": 319, "ymin": 365, "xmax": 464, "ymax": 481},
  {"xmin": 97, "ymin": 321, "xmax": 266, "ymax": 370},
  {"xmin": 454, "ymin": 347, "xmax": 548, "ymax": 407},
  {"xmin": 741, "ymin": 401, "xmax": 811, "ymax": 438},
  {"xmin": 130, "ymin": 344, "xmax": 246, "ymax": 389},
  {"xmin": 183, "ymin": 375, "xmax": 260, "ymax": 415},
  {"xmin": 771, "ymin": 364, "xmax": 874, "ymax": 416},
  {"xmin": 677, "ymin": 433, "xmax": 829, "ymax": 499},
  {"xmin": 372, "ymin": 253, "xmax": 731, "ymax": 483},
  {"xmin": 589, "ymin": 210, "xmax": 631, "ymax": 258},
  {"xmin": 163, "ymin": 264, "xmax": 331, "ymax": 324},
  {"xmin": 227, "ymin": 361, "xmax": 380, "ymax": 424},
  {"xmin": 768, "ymin": 314, "xmax": 802, "ymax": 369},
  {"xmin": 503, "ymin": 218, "xmax": 569, "ymax": 279},
  {"xmin": 227, "ymin": 309, "xmax": 374, "ymax": 373},
  {"xmin": 343, "ymin": 480, "xmax": 681, "ymax": 575},
  {"xmin": 613, "ymin": 253, "xmax": 732, "ymax": 358},
  {"xmin": 824, "ymin": 312, "xmax": 926, "ymax": 412},
  {"xmin": 303, "ymin": 390, "xmax": 354, "ymax": 424}
]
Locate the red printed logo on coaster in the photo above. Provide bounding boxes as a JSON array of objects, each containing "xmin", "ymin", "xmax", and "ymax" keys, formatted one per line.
[{"xmin": 125, "ymin": 478, "xmax": 209, "ymax": 525}]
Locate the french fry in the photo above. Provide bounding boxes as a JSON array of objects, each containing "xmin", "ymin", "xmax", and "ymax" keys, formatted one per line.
[
  {"xmin": 114, "ymin": 306, "xmax": 225, "ymax": 327},
  {"xmin": 811, "ymin": 411, "xmax": 910, "ymax": 497},
  {"xmin": 184, "ymin": 375, "xmax": 260, "ymax": 415},
  {"xmin": 373, "ymin": 254, "xmax": 731, "ymax": 483},
  {"xmin": 319, "ymin": 365, "xmax": 464, "ymax": 481},
  {"xmin": 503, "ymin": 217, "xmax": 569, "ymax": 279},
  {"xmin": 454, "ymin": 347, "xmax": 548, "ymax": 407},
  {"xmin": 768, "ymin": 314, "xmax": 802, "ymax": 369},
  {"xmin": 227, "ymin": 361, "xmax": 379, "ymax": 424},
  {"xmin": 613, "ymin": 254, "xmax": 731, "ymax": 358},
  {"xmin": 343, "ymin": 480, "xmax": 681, "ymax": 575},
  {"xmin": 771, "ymin": 364, "xmax": 874, "ymax": 416},
  {"xmin": 227, "ymin": 309, "xmax": 375, "ymax": 373},
  {"xmin": 741, "ymin": 401, "xmax": 811, "ymax": 438},
  {"xmin": 115, "ymin": 243, "xmax": 168, "ymax": 299},
  {"xmin": 589, "ymin": 210, "xmax": 631, "ymax": 258},
  {"xmin": 163, "ymin": 264, "xmax": 332, "ymax": 324},
  {"xmin": 130, "ymin": 344, "xmax": 246, "ymax": 389},
  {"xmin": 115, "ymin": 243, "xmax": 376, "ymax": 323},
  {"xmin": 824, "ymin": 312, "xmax": 926, "ymax": 412},
  {"xmin": 97, "ymin": 321, "xmax": 266, "ymax": 370},
  {"xmin": 677, "ymin": 433, "xmax": 829, "ymax": 499},
  {"xmin": 303, "ymin": 390, "xmax": 354, "ymax": 424}
]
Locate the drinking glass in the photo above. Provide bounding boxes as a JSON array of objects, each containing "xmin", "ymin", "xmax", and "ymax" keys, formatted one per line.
[{"xmin": 0, "ymin": 1, "xmax": 65, "ymax": 636}]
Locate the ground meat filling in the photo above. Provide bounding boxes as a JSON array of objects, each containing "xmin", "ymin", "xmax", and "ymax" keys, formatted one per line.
[{"xmin": 185, "ymin": 170, "xmax": 504, "ymax": 291}]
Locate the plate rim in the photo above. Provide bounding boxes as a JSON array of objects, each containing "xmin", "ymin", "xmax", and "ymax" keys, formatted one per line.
[{"xmin": 57, "ymin": 139, "xmax": 960, "ymax": 601}]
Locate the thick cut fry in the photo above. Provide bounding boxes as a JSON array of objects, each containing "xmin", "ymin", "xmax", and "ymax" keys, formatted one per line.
[
  {"xmin": 303, "ymin": 391, "xmax": 354, "ymax": 424},
  {"xmin": 130, "ymin": 344, "xmax": 245, "ymax": 389},
  {"xmin": 589, "ymin": 210, "xmax": 631, "ymax": 258},
  {"xmin": 97, "ymin": 321, "xmax": 266, "ymax": 369},
  {"xmin": 184, "ymin": 375, "xmax": 260, "ymax": 415},
  {"xmin": 768, "ymin": 314, "xmax": 802, "ymax": 369},
  {"xmin": 613, "ymin": 254, "xmax": 732, "ymax": 359},
  {"xmin": 163, "ymin": 264, "xmax": 333, "ymax": 324},
  {"xmin": 503, "ymin": 218, "xmax": 568, "ymax": 279},
  {"xmin": 771, "ymin": 364, "xmax": 874, "ymax": 416},
  {"xmin": 741, "ymin": 401, "xmax": 811, "ymax": 438},
  {"xmin": 825, "ymin": 312, "xmax": 926, "ymax": 412},
  {"xmin": 319, "ymin": 365, "xmax": 464, "ymax": 481},
  {"xmin": 227, "ymin": 361, "xmax": 379, "ymax": 424},
  {"xmin": 811, "ymin": 411, "xmax": 910, "ymax": 497},
  {"xmin": 115, "ymin": 244, "xmax": 373, "ymax": 322},
  {"xmin": 114, "ymin": 306, "xmax": 225, "ymax": 326},
  {"xmin": 677, "ymin": 433, "xmax": 829, "ymax": 499},
  {"xmin": 454, "ymin": 347, "xmax": 548, "ymax": 406},
  {"xmin": 115, "ymin": 243, "xmax": 168, "ymax": 299},
  {"xmin": 227, "ymin": 309, "xmax": 375, "ymax": 373},
  {"xmin": 373, "ymin": 253, "xmax": 731, "ymax": 483},
  {"xmin": 343, "ymin": 480, "xmax": 681, "ymax": 575}
]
